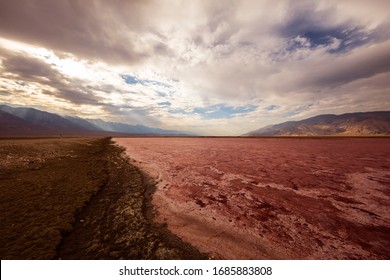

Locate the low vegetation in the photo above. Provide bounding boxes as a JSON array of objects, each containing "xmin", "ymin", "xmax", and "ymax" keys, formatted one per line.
[
  {"xmin": 0, "ymin": 137, "xmax": 207, "ymax": 260},
  {"xmin": 0, "ymin": 138, "xmax": 109, "ymax": 259}
]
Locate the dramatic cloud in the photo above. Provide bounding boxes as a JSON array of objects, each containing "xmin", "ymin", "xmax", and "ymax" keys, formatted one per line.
[
  {"xmin": 0, "ymin": 0, "xmax": 153, "ymax": 64},
  {"xmin": 0, "ymin": 0, "xmax": 389, "ymax": 135}
]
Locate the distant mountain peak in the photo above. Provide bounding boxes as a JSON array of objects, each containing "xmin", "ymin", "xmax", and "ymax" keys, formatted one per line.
[{"xmin": 243, "ymin": 111, "xmax": 390, "ymax": 136}]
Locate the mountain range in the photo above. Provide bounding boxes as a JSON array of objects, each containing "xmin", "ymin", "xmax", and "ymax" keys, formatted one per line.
[
  {"xmin": 0, "ymin": 104, "xmax": 190, "ymax": 137},
  {"xmin": 2, "ymin": 105, "xmax": 389, "ymax": 137},
  {"xmin": 243, "ymin": 111, "xmax": 390, "ymax": 136}
]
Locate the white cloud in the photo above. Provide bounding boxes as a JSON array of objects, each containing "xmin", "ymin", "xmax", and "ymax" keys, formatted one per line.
[{"xmin": 0, "ymin": 0, "xmax": 389, "ymax": 135}]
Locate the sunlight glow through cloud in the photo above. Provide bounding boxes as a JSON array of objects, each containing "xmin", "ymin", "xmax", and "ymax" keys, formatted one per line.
[{"xmin": 0, "ymin": 0, "xmax": 389, "ymax": 135}]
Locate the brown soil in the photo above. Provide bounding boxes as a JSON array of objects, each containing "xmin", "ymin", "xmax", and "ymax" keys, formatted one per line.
[{"xmin": 0, "ymin": 137, "xmax": 207, "ymax": 260}]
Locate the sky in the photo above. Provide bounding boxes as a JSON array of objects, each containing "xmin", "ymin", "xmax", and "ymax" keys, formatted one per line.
[{"xmin": 0, "ymin": 0, "xmax": 389, "ymax": 135}]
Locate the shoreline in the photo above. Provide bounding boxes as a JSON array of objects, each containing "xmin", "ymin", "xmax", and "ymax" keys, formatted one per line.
[{"xmin": 57, "ymin": 138, "xmax": 208, "ymax": 259}]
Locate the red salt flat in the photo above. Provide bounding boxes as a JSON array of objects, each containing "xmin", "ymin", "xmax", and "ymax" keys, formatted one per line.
[{"xmin": 115, "ymin": 137, "xmax": 390, "ymax": 259}]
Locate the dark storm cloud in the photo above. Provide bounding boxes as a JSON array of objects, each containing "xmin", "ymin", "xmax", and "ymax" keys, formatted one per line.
[
  {"xmin": 280, "ymin": 1, "xmax": 335, "ymax": 37},
  {"xmin": 0, "ymin": 51, "xmax": 100, "ymax": 105},
  {"xmin": 2, "ymin": 54, "xmax": 58, "ymax": 80},
  {"xmin": 328, "ymin": 48, "xmax": 390, "ymax": 85},
  {"xmin": 296, "ymin": 41, "xmax": 390, "ymax": 89},
  {"xmin": 195, "ymin": 0, "xmax": 390, "ymax": 101},
  {"xmin": 279, "ymin": 1, "xmax": 379, "ymax": 53},
  {"xmin": 0, "ymin": 0, "xmax": 152, "ymax": 64}
]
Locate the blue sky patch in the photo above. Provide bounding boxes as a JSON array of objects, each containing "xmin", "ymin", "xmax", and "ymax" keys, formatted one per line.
[
  {"xmin": 122, "ymin": 75, "xmax": 172, "ymax": 88},
  {"xmin": 122, "ymin": 75, "xmax": 138, "ymax": 84},
  {"xmin": 157, "ymin": 91, "xmax": 167, "ymax": 97},
  {"xmin": 265, "ymin": 105, "xmax": 278, "ymax": 111},
  {"xmin": 303, "ymin": 27, "xmax": 368, "ymax": 52},
  {"xmin": 287, "ymin": 26, "xmax": 374, "ymax": 53},
  {"xmin": 170, "ymin": 104, "xmax": 257, "ymax": 119},
  {"xmin": 281, "ymin": 10, "xmax": 375, "ymax": 54},
  {"xmin": 158, "ymin": 101, "xmax": 171, "ymax": 106}
]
